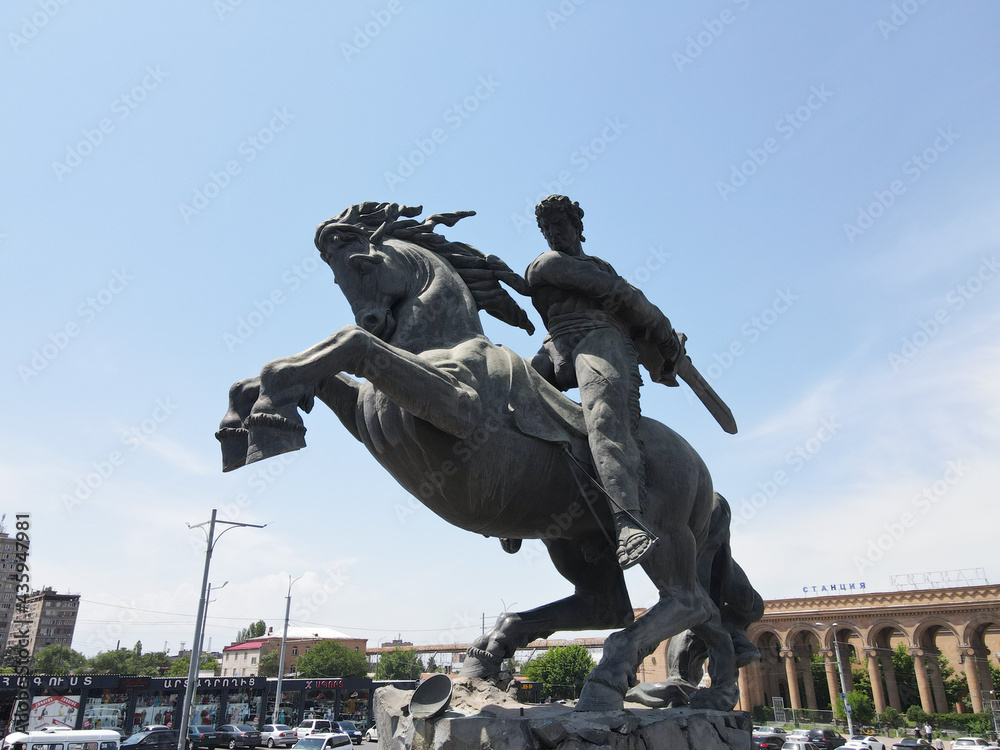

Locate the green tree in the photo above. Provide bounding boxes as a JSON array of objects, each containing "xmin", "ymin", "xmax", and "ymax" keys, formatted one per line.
[
  {"xmin": 521, "ymin": 644, "xmax": 595, "ymax": 700},
  {"xmin": 87, "ymin": 648, "xmax": 133, "ymax": 674},
  {"xmin": 879, "ymin": 705, "xmax": 901, "ymax": 730},
  {"xmin": 167, "ymin": 652, "xmax": 220, "ymax": 677},
  {"xmin": 890, "ymin": 645, "xmax": 923, "ymax": 711},
  {"xmin": 503, "ymin": 657, "xmax": 521, "ymax": 676},
  {"xmin": 835, "ymin": 690, "xmax": 875, "ymax": 726},
  {"xmin": 258, "ymin": 650, "xmax": 281, "ymax": 678},
  {"xmin": 236, "ymin": 620, "xmax": 267, "ymax": 644},
  {"xmin": 375, "ymin": 648, "xmax": 424, "ymax": 680},
  {"xmin": 295, "ymin": 641, "xmax": 368, "ymax": 679},
  {"xmin": 425, "ymin": 656, "xmax": 439, "ymax": 673},
  {"xmin": 906, "ymin": 704, "xmax": 929, "ymax": 724},
  {"xmin": 132, "ymin": 651, "xmax": 171, "ymax": 676},
  {"xmin": 34, "ymin": 645, "xmax": 87, "ymax": 674},
  {"xmin": 938, "ymin": 653, "xmax": 968, "ymax": 709}
]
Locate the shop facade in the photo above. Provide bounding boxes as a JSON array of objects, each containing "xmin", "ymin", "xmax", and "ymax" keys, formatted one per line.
[{"xmin": 1, "ymin": 675, "xmax": 404, "ymax": 734}]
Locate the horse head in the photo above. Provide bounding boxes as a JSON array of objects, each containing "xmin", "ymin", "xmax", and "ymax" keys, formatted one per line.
[
  {"xmin": 315, "ymin": 203, "xmax": 535, "ymax": 348},
  {"xmin": 316, "ymin": 220, "xmax": 415, "ymax": 342}
]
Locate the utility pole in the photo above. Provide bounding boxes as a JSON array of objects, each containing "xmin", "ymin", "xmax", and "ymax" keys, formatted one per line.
[
  {"xmin": 832, "ymin": 624, "xmax": 854, "ymax": 737},
  {"xmin": 176, "ymin": 510, "xmax": 265, "ymax": 750},
  {"xmin": 272, "ymin": 575, "xmax": 302, "ymax": 725}
]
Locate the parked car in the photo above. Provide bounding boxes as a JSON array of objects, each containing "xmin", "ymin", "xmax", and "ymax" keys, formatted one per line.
[
  {"xmin": 362, "ymin": 726, "xmax": 377, "ymax": 743},
  {"xmin": 294, "ymin": 721, "xmax": 333, "ymax": 739},
  {"xmin": 187, "ymin": 725, "xmax": 222, "ymax": 750},
  {"xmin": 260, "ymin": 725, "xmax": 297, "ymax": 748},
  {"xmin": 844, "ymin": 736, "xmax": 885, "ymax": 750},
  {"xmin": 121, "ymin": 730, "xmax": 179, "ymax": 750},
  {"xmin": 952, "ymin": 740, "xmax": 1000, "ymax": 750},
  {"xmin": 806, "ymin": 729, "xmax": 847, "ymax": 750},
  {"xmin": 755, "ymin": 735, "xmax": 787, "ymax": 750},
  {"xmin": 215, "ymin": 725, "xmax": 261, "ymax": 749},
  {"xmin": 757, "ymin": 727, "xmax": 788, "ymax": 737},
  {"xmin": 781, "ymin": 742, "xmax": 820, "ymax": 750},
  {"xmin": 890, "ymin": 740, "xmax": 933, "ymax": 749},
  {"xmin": 327, "ymin": 724, "xmax": 361, "ymax": 746},
  {"xmin": 290, "ymin": 733, "xmax": 352, "ymax": 750}
]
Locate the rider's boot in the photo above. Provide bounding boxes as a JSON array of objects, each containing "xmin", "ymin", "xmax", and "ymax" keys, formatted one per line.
[{"xmin": 614, "ymin": 510, "xmax": 657, "ymax": 569}]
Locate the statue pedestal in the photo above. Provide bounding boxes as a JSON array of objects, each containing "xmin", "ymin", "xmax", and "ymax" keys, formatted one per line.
[{"xmin": 373, "ymin": 680, "xmax": 752, "ymax": 749}]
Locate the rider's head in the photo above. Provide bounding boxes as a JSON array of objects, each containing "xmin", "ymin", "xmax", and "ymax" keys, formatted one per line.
[{"xmin": 536, "ymin": 195, "xmax": 585, "ymax": 254}]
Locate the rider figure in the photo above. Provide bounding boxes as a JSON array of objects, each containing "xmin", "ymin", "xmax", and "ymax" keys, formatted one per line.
[{"xmin": 525, "ymin": 195, "xmax": 684, "ymax": 569}]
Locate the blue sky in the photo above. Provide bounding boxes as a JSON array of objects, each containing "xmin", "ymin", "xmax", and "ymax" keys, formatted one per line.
[{"xmin": 3, "ymin": 1, "xmax": 999, "ymax": 658}]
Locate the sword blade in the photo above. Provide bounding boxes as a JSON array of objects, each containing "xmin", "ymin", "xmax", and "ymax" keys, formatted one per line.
[{"xmin": 676, "ymin": 357, "xmax": 738, "ymax": 434}]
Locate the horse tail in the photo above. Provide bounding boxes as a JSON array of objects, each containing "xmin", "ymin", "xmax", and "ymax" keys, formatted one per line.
[{"xmin": 701, "ymin": 493, "xmax": 763, "ymax": 626}]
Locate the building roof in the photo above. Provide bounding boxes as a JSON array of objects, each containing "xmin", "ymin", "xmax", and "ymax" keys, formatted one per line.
[{"xmin": 224, "ymin": 626, "xmax": 361, "ymax": 652}]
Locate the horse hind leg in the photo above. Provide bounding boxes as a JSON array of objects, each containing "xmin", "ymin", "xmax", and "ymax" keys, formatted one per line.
[
  {"xmin": 460, "ymin": 537, "xmax": 633, "ymax": 681},
  {"xmin": 577, "ymin": 581, "xmax": 717, "ymax": 712}
]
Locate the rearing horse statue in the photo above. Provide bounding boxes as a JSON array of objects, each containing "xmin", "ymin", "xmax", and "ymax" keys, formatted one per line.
[{"xmin": 217, "ymin": 202, "xmax": 761, "ymax": 712}]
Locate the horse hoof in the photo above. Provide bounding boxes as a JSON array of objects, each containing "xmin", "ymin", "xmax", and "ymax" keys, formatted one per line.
[
  {"xmin": 458, "ymin": 642, "xmax": 503, "ymax": 679},
  {"xmin": 245, "ymin": 413, "xmax": 306, "ymax": 463},
  {"xmin": 216, "ymin": 427, "xmax": 249, "ymax": 472},
  {"xmin": 688, "ymin": 684, "xmax": 739, "ymax": 711},
  {"xmin": 733, "ymin": 633, "xmax": 761, "ymax": 668},
  {"xmin": 626, "ymin": 680, "xmax": 695, "ymax": 708},
  {"xmin": 575, "ymin": 680, "xmax": 624, "ymax": 712}
]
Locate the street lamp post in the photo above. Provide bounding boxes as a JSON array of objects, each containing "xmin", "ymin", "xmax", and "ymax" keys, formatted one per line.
[
  {"xmin": 201, "ymin": 580, "xmax": 228, "ymax": 654},
  {"xmin": 831, "ymin": 623, "xmax": 854, "ymax": 737},
  {"xmin": 272, "ymin": 575, "xmax": 302, "ymax": 725},
  {"xmin": 176, "ymin": 510, "xmax": 266, "ymax": 750}
]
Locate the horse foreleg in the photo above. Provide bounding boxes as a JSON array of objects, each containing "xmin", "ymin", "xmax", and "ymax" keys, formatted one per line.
[
  {"xmin": 217, "ymin": 378, "xmax": 260, "ymax": 472},
  {"xmin": 246, "ymin": 325, "xmax": 483, "ymax": 463}
]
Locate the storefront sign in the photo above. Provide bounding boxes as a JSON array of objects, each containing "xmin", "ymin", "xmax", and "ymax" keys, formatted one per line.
[
  {"xmin": 151, "ymin": 676, "xmax": 261, "ymax": 690},
  {"xmin": 303, "ymin": 680, "xmax": 344, "ymax": 689}
]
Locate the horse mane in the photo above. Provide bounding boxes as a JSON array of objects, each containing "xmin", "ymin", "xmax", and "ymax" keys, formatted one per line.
[{"xmin": 315, "ymin": 202, "xmax": 535, "ymax": 335}]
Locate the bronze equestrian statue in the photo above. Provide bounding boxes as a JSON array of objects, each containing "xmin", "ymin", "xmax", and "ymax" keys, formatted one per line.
[{"xmin": 217, "ymin": 201, "xmax": 761, "ymax": 712}]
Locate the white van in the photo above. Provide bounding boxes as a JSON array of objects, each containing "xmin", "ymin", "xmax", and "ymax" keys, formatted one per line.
[{"xmin": 3, "ymin": 729, "xmax": 120, "ymax": 750}]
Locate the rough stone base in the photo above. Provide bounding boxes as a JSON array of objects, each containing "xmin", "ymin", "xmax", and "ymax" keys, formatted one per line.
[{"xmin": 374, "ymin": 679, "xmax": 752, "ymax": 750}]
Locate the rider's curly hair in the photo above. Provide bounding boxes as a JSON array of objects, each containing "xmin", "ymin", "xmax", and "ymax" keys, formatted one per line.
[
  {"xmin": 535, "ymin": 194, "xmax": 585, "ymax": 243},
  {"xmin": 315, "ymin": 202, "xmax": 535, "ymax": 336}
]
